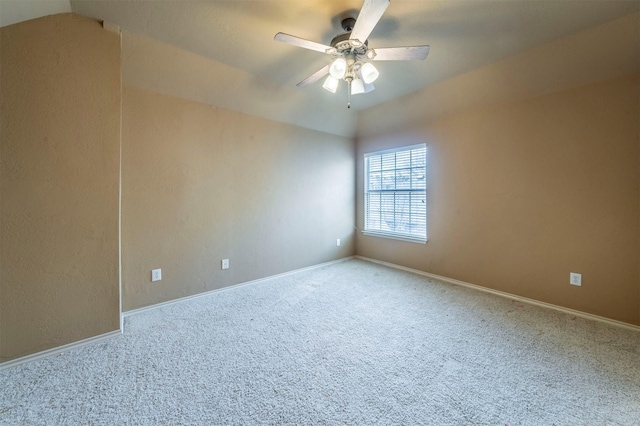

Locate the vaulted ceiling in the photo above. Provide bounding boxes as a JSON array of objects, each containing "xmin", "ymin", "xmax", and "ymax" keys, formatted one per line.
[{"xmin": 2, "ymin": 1, "xmax": 639, "ymax": 137}]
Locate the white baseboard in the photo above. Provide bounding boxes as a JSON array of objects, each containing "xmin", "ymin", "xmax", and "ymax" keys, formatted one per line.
[
  {"xmin": 0, "ymin": 329, "xmax": 122, "ymax": 371},
  {"xmin": 123, "ymin": 256, "xmax": 355, "ymax": 319},
  {"xmin": 355, "ymin": 256, "xmax": 640, "ymax": 333}
]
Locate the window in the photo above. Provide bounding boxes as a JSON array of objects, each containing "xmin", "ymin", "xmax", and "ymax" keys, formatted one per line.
[{"xmin": 364, "ymin": 144, "xmax": 427, "ymax": 243}]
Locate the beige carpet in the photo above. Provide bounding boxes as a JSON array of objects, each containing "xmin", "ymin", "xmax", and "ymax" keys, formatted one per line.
[{"xmin": 2, "ymin": 258, "xmax": 639, "ymax": 425}]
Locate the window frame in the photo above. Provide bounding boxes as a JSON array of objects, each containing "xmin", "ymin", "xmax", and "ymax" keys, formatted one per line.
[{"xmin": 363, "ymin": 143, "xmax": 428, "ymax": 244}]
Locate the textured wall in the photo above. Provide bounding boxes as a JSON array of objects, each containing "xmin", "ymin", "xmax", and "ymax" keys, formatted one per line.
[
  {"xmin": 0, "ymin": 14, "xmax": 121, "ymax": 362},
  {"xmin": 356, "ymin": 75, "xmax": 640, "ymax": 325},
  {"xmin": 122, "ymin": 87, "xmax": 355, "ymax": 311}
]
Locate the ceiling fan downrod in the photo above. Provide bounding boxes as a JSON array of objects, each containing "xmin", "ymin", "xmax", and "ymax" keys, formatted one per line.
[{"xmin": 341, "ymin": 17, "xmax": 356, "ymax": 32}]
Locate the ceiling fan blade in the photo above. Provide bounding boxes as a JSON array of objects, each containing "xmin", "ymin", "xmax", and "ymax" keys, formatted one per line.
[
  {"xmin": 350, "ymin": 0, "xmax": 390, "ymax": 43},
  {"xmin": 274, "ymin": 32, "xmax": 331, "ymax": 54},
  {"xmin": 371, "ymin": 45, "xmax": 430, "ymax": 61},
  {"xmin": 297, "ymin": 65, "xmax": 330, "ymax": 87}
]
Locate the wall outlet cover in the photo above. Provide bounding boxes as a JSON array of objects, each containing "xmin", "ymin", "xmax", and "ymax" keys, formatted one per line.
[
  {"xmin": 151, "ymin": 269, "xmax": 162, "ymax": 282},
  {"xmin": 570, "ymin": 272, "xmax": 582, "ymax": 286},
  {"xmin": 337, "ymin": 239, "xmax": 341, "ymax": 247},
  {"xmin": 221, "ymin": 259, "xmax": 229, "ymax": 270}
]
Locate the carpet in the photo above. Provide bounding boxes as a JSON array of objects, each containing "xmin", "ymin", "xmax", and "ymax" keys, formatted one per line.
[{"xmin": 2, "ymin": 259, "xmax": 639, "ymax": 425}]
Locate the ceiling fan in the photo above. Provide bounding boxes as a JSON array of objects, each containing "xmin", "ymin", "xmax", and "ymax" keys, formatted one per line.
[{"xmin": 274, "ymin": 0, "xmax": 430, "ymax": 108}]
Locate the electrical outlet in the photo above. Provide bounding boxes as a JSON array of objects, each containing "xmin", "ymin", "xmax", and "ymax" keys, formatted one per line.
[
  {"xmin": 221, "ymin": 259, "xmax": 229, "ymax": 270},
  {"xmin": 570, "ymin": 272, "xmax": 581, "ymax": 286},
  {"xmin": 151, "ymin": 269, "xmax": 162, "ymax": 282},
  {"xmin": 337, "ymin": 238, "xmax": 341, "ymax": 247}
]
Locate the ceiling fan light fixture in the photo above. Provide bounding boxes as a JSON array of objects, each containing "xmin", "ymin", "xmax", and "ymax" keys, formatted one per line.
[
  {"xmin": 329, "ymin": 57, "xmax": 347, "ymax": 79},
  {"xmin": 361, "ymin": 62, "xmax": 379, "ymax": 84},
  {"xmin": 351, "ymin": 78, "xmax": 365, "ymax": 95},
  {"xmin": 322, "ymin": 75, "xmax": 339, "ymax": 93},
  {"xmin": 364, "ymin": 82, "xmax": 375, "ymax": 93}
]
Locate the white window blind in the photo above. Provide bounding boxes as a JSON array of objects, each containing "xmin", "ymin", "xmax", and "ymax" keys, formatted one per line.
[{"xmin": 364, "ymin": 144, "xmax": 427, "ymax": 243}]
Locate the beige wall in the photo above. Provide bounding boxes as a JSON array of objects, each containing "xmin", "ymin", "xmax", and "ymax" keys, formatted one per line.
[
  {"xmin": 356, "ymin": 74, "xmax": 640, "ymax": 325},
  {"xmin": 122, "ymin": 87, "xmax": 355, "ymax": 311},
  {"xmin": 0, "ymin": 14, "xmax": 121, "ymax": 362}
]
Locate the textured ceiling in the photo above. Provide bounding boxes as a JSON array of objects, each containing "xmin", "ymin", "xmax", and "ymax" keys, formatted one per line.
[
  {"xmin": 0, "ymin": 0, "xmax": 71, "ymax": 27},
  {"xmin": 2, "ymin": 1, "xmax": 639, "ymax": 136}
]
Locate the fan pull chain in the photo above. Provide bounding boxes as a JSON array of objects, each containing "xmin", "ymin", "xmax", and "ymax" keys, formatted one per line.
[{"xmin": 347, "ymin": 81, "xmax": 351, "ymax": 109}]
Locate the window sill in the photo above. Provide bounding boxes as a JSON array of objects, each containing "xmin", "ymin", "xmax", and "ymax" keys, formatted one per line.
[{"xmin": 362, "ymin": 230, "xmax": 427, "ymax": 244}]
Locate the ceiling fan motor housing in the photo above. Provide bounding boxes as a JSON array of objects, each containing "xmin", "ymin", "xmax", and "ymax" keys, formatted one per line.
[{"xmin": 330, "ymin": 32, "xmax": 369, "ymax": 56}]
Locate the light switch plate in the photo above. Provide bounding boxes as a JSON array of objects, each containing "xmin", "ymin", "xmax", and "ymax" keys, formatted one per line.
[
  {"xmin": 151, "ymin": 269, "xmax": 162, "ymax": 282},
  {"xmin": 221, "ymin": 259, "xmax": 229, "ymax": 270}
]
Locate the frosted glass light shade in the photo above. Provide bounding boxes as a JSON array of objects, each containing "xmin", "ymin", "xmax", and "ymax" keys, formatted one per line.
[
  {"xmin": 329, "ymin": 57, "xmax": 347, "ymax": 79},
  {"xmin": 361, "ymin": 62, "xmax": 379, "ymax": 84},
  {"xmin": 322, "ymin": 75, "xmax": 339, "ymax": 93},
  {"xmin": 351, "ymin": 79, "xmax": 365, "ymax": 95}
]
